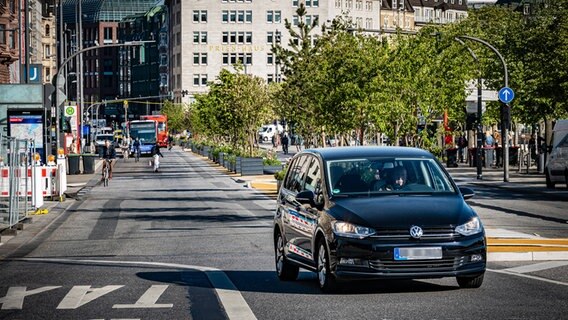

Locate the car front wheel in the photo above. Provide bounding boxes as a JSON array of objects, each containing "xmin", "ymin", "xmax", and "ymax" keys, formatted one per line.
[
  {"xmin": 275, "ymin": 232, "xmax": 299, "ymax": 281},
  {"xmin": 457, "ymin": 273, "xmax": 484, "ymax": 288},
  {"xmin": 317, "ymin": 240, "xmax": 337, "ymax": 293},
  {"xmin": 546, "ymin": 170, "xmax": 556, "ymax": 188}
]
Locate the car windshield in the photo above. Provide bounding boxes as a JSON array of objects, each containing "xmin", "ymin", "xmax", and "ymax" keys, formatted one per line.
[
  {"xmin": 327, "ymin": 157, "xmax": 456, "ymax": 196},
  {"xmin": 96, "ymin": 135, "xmax": 113, "ymax": 142}
]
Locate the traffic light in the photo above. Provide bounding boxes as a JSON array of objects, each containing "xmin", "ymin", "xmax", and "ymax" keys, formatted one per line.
[{"xmin": 466, "ymin": 113, "xmax": 477, "ymax": 131}]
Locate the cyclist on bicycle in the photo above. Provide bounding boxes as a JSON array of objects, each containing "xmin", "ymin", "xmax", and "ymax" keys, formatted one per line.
[{"xmin": 101, "ymin": 140, "xmax": 117, "ymax": 179}]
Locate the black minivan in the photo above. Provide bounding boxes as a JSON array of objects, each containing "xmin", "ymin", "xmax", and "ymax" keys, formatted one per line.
[{"xmin": 273, "ymin": 147, "xmax": 486, "ymax": 292}]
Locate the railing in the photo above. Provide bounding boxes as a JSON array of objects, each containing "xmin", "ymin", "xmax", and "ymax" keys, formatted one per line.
[{"xmin": 0, "ymin": 135, "xmax": 34, "ymax": 231}]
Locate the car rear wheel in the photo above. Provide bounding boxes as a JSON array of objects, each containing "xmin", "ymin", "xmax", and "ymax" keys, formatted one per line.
[
  {"xmin": 457, "ymin": 273, "xmax": 484, "ymax": 288},
  {"xmin": 317, "ymin": 240, "xmax": 338, "ymax": 293},
  {"xmin": 546, "ymin": 170, "xmax": 555, "ymax": 188},
  {"xmin": 275, "ymin": 232, "xmax": 299, "ymax": 281}
]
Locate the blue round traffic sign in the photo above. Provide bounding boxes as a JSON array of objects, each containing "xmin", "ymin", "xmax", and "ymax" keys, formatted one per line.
[{"xmin": 498, "ymin": 87, "xmax": 514, "ymax": 104}]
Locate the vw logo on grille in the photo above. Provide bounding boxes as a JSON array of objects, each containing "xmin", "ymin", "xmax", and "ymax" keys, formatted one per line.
[{"xmin": 410, "ymin": 226, "xmax": 423, "ymax": 239}]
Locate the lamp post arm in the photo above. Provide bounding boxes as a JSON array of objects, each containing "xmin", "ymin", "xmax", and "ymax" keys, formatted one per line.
[
  {"xmin": 456, "ymin": 35, "xmax": 508, "ymax": 87},
  {"xmin": 457, "ymin": 35, "xmax": 510, "ymax": 182},
  {"xmin": 53, "ymin": 41, "xmax": 154, "ymax": 152}
]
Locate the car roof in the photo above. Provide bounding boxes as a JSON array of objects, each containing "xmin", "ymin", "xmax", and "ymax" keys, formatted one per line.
[{"xmin": 301, "ymin": 146, "xmax": 435, "ymax": 162}]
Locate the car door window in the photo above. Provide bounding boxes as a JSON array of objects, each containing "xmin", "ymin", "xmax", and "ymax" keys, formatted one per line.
[
  {"xmin": 304, "ymin": 158, "xmax": 321, "ymax": 193},
  {"xmin": 284, "ymin": 155, "xmax": 310, "ymax": 193}
]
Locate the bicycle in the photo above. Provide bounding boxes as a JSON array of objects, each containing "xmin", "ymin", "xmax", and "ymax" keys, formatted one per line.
[
  {"xmin": 102, "ymin": 159, "xmax": 111, "ymax": 187},
  {"xmin": 134, "ymin": 148, "xmax": 140, "ymax": 162},
  {"xmin": 122, "ymin": 146, "xmax": 129, "ymax": 161}
]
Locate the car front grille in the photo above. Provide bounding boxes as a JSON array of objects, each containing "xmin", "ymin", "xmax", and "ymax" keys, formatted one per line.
[
  {"xmin": 368, "ymin": 256, "xmax": 467, "ymax": 272},
  {"xmin": 371, "ymin": 227, "xmax": 460, "ymax": 240}
]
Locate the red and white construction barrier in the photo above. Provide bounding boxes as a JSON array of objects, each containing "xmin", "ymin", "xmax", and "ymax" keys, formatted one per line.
[{"xmin": 0, "ymin": 160, "xmax": 67, "ymax": 208}]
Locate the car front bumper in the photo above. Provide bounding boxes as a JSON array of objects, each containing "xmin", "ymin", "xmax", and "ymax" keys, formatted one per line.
[{"xmin": 331, "ymin": 234, "xmax": 486, "ymax": 280}]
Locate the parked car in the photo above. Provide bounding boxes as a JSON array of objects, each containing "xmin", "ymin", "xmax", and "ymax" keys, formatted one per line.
[
  {"xmin": 258, "ymin": 124, "xmax": 283, "ymax": 142},
  {"xmin": 545, "ymin": 119, "xmax": 568, "ymax": 188},
  {"xmin": 273, "ymin": 146, "xmax": 486, "ymax": 292}
]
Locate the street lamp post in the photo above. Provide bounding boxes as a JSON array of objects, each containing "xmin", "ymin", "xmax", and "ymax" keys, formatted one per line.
[
  {"xmin": 456, "ymin": 35, "xmax": 510, "ymax": 182},
  {"xmin": 54, "ymin": 41, "xmax": 153, "ymax": 153},
  {"xmin": 455, "ymin": 37, "xmax": 483, "ymax": 180}
]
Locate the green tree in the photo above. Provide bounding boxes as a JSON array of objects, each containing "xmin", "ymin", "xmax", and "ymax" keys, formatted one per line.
[{"xmin": 161, "ymin": 100, "xmax": 190, "ymax": 133}]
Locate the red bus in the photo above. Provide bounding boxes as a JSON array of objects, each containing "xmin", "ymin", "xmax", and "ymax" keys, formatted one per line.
[{"xmin": 140, "ymin": 115, "xmax": 168, "ymax": 147}]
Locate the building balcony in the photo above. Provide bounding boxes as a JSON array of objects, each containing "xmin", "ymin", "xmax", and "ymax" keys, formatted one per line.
[
  {"xmin": 0, "ymin": 44, "xmax": 19, "ymax": 64},
  {"xmin": 414, "ymin": 16, "xmax": 454, "ymax": 25}
]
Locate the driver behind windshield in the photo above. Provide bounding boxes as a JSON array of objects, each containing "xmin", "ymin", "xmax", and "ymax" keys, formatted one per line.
[{"xmin": 378, "ymin": 166, "xmax": 407, "ymax": 191}]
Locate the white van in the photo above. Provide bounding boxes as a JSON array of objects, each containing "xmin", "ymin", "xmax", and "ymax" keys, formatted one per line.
[
  {"xmin": 258, "ymin": 124, "xmax": 283, "ymax": 142},
  {"xmin": 545, "ymin": 119, "xmax": 568, "ymax": 188}
]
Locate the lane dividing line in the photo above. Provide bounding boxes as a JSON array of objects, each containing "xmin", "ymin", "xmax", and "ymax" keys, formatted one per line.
[
  {"xmin": 487, "ymin": 268, "xmax": 568, "ymax": 287},
  {"xmin": 13, "ymin": 258, "xmax": 257, "ymax": 320},
  {"xmin": 502, "ymin": 261, "xmax": 568, "ymax": 274}
]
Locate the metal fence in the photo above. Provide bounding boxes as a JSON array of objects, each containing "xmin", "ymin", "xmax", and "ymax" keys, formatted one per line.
[{"xmin": 0, "ymin": 134, "xmax": 35, "ymax": 230}]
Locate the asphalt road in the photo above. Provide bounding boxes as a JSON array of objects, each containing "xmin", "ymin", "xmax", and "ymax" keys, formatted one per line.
[{"xmin": 0, "ymin": 148, "xmax": 566, "ymax": 320}]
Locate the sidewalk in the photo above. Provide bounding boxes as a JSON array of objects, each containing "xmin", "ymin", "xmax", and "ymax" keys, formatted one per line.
[{"xmin": 0, "ymin": 160, "xmax": 103, "ymax": 253}]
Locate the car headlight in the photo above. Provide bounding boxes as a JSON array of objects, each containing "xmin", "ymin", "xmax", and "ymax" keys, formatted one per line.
[
  {"xmin": 455, "ymin": 217, "xmax": 483, "ymax": 236},
  {"xmin": 332, "ymin": 221, "xmax": 375, "ymax": 239}
]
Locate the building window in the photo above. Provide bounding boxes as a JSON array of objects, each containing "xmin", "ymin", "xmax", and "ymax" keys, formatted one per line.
[
  {"xmin": 193, "ymin": 53, "xmax": 208, "ymax": 65},
  {"xmin": 177, "ymin": 53, "xmax": 181, "ymax": 67},
  {"xmin": 335, "ymin": 0, "xmax": 341, "ymax": 8},
  {"xmin": 293, "ymin": 0, "xmax": 298, "ymax": 6},
  {"xmin": 193, "ymin": 10, "xmax": 207, "ymax": 23},
  {"xmin": 267, "ymin": 10, "xmax": 281, "ymax": 23},
  {"xmin": 266, "ymin": 31, "xmax": 280, "ymax": 44},
  {"xmin": 0, "ymin": 24, "xmax": 5, "ymax": 45},
  {"xmin": 103, "ymin": 27, "xmax": 112, "ymax": 43},
  {"xmin": 267, "ymin": 53, "xmax": 274, "ymax": 65},
  {"xmin": 44, "ymin": 44, "xmax": 51, "ymax": 59},
  {"xmin": 223, "ymin": 10, "xmax": 252, "ymax": 23},
  {"xmin": 305, "ymin": 0, "xmax": 319, "ymax": 7},
  {"xmin": 193, "ymin": 74, "xmax": 207, "ymax": 86},
  {"xmin": 45, "ymin": 24, "xmax": 50, "ymax": 36},
  {"xmin": 365, "ymin": 1, "xmax": 372, "ymax": 10},
  {"xmin": 177, "ymin": 32, "xmax": 181, "ymax": 46},
  {"xmin": 193, "ymin": 31, "xmax": 208, "ymax": 44},
  {"xmin": 221, "ymin": 53, "xmax": 252, "ymax": 65}
]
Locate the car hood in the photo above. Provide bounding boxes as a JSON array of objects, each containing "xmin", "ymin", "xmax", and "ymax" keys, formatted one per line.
[{"xmin": 328, "ymin": 195, "xmax": 475, "ymax": 229}]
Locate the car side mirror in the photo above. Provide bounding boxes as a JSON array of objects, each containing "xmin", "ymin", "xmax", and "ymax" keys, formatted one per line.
[
  {"xmin": 296, "ymin": 190, "xmax": 316, "ymax": 207},
  {"xmin": 459, "ymin": 187, "xmax": 475, "ymax": 200}
]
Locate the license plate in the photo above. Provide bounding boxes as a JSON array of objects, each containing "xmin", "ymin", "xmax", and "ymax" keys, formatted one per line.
[{"xmin": 394, "ymin": 247, "xmax": 443, "ymax": 260}]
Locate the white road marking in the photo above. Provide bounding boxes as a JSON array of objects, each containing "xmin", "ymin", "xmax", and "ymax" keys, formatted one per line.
[
  {"xmin": 502, "ymin": 261, "xmax": 568, "ymax": 274},
  {"xmin": 113, "ymin": 285, "xmax": 173, "ymax": 309},
  {"xmin": 14, "ymin": 257, "xmax": 257, "ymax": 320},
  {"xmin": 487, "ymin": 268, "xmax": 568, "ymax": 286},
  {"xmin": 57, "ymin": 285, "xmax": 123, "ymax": 309},
  {"xmin": 0, "ymin": 286, "xmax": 61, "ymax": 310}
]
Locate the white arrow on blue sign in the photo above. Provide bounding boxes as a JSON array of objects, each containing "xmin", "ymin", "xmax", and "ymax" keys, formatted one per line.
[{"xmin": 498, "ymin": 87, "xmax": 514, "ymax": 104}]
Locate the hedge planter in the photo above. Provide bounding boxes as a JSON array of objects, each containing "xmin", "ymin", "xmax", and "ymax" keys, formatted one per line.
[
  {"xmin": 202, "ymin": 146, "xmax": 210, "ymax": 157},
  {"xmin": 263, "ymin": 165, "xmax": 283, "ymax": 175},
  {"xmin": 239, "ymin": 157, "xmax": 264, "ymax": 176},
  {"xmin": 219, "ymin": 152, "xmax": 225, "ymax": 165},
  {"xmin": 223, "ymin": 159, "xmax": 229, "ymax": 169}
]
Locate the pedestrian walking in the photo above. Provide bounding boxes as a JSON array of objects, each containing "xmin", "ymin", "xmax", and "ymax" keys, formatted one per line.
[
  {"xmin": 281, "ymin": 133, "xmax": 289, "ymax": 155},
  {"xmin": 457, "ymin": 135, "xmax": 468, "ymax": 163}
]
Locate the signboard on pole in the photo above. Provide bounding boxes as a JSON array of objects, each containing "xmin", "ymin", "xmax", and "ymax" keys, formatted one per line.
[{"xmin": 498, "ymin": 87, "xmax": 514, "ymax": 104}]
